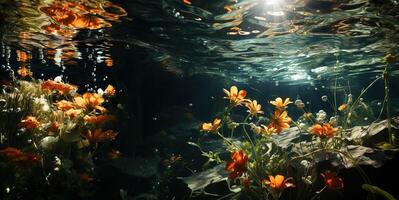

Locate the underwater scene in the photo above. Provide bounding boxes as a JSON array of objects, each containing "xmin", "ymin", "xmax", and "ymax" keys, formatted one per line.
[{"xmin": 0, "ymin": 0, "xmax": 399, "ymax": 199}]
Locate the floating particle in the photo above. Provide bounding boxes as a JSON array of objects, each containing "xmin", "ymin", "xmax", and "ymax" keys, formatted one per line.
[
  {"xmin": 377, "ymin": 102, "xmax": 382, "ymax": 106},
  {"xmin": 275, "ymin": 81, "xmax": 279, "ymax": 86},
  {"xmin": 188, "ymin": 103, "xmax": 193, "ymax": 106},
  {"xmin": 321, "ymin": 95, "xmax": 328, "ymax": 102}
]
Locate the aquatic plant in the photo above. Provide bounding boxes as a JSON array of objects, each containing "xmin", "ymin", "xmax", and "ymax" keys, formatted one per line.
[
  {"xmin": 189, "ymin": 84, "xmax": 397, "ymax": 200},
  {"xmin": 0, "ymin": 77, "xmax": 119, "ymax": 199}
]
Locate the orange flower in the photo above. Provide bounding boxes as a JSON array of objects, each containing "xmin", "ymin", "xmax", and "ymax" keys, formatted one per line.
[
  {"xmin": 183, "ymin": 0, "xmax": 192, "ymax": 4},
  {"xmin": 0, "ymin": 147, "xmax": 41, "ymax": 166},
  {"xmin": 263, "ymin": 175, "xmax": 295, "ymax": 190},
  {"xmin": 201, "ymin": 118, "xmax": 221, "ymax": 133},
  {"xmin": 56, "ymin": 100, "xmax": 76, "ymax": 111},
  {"xmin": 64, "ymin": 109, "xmax": 83, "ymax": 118},
  {"xmin": 321, "ymin": 170, "xmax": 344, "ymax": 190},
  {"xmin": 41, "ymin": 80, "xmax": 77, "ymax": 94},
  {"xmin": 84, "ymin": 114, "xmax": 115, "ymax": 124},
  {"xmin": 105, "ymin": 84, "xmax": 116, "ymax": 96},
  {"xmin": 19, "ymin": 116, "xmax": 40, "ymax": 130},
  {"xmin": 17, "ymin": 65, "xmax": 33, "ymax": 78},
  {"xmin": 225, "ymin": 150, "xmax": 248, "ymax": 179},
  {"xmin": 268, "ymin": 110, "xmax": 291, "ymax": 133},
  {"xmin": 308, "ymin": 123, "xmax": 337, "ymax": 137},
  {"xmin": 270, "ymin": 97, "xmax": 292, "ymax": 110},
  {"xmin": 71, "ymin": 14, "xmax": 111, "ymax": 29},
  {"xmin": 104, "ymin": 57, "xmax": 113, "ymax": 67},
  {"xmin": 223, "ymin": 86, "xmax": 247, "ymax": 106},
  {"xmin": 47, "ymin": 122, "xmax": 60, "ymax": 133},
  {"xmin": 251, "ymin": 124, "xmax": 276, "ymax": 135},
  {"xmin": 338, "ymin": 104, "xmax": 348, "ymax": 111},
  {"xmin": 16, "ymin": 50, "xmax": 32, "ymax": 62},
  {"xmin": 245, "ymin": 100, "xmax": 264, "ymax": 116},
  {"xmin": 74, "ymin": 93, "xmax": 106, "ymax": 112},
  {"xmin": 40, "ymin": 6, "xmax": 77, "ymax": 25},
  {"xmin": 86, "ymin": 129, "xmax": 118, "ymax": 142}
]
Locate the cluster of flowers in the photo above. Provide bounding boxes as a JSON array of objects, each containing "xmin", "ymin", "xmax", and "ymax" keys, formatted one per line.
[
  {"xmin": 0, "ymin": 77, "xmax": 120, "ymax": 192},
  {"xmin": 200, "ymin": 86, "xmax": 344, "ymax": 199}
]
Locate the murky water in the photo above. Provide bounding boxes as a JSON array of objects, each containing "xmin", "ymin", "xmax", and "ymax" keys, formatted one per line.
[{"xmin": 0, "ymin": 0, "xmax": 399, "ymax": 199}]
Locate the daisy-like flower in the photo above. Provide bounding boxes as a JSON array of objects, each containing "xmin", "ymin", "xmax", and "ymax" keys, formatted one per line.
[
  {"xmin": 251, "ymin": 124, "xmax": 277, "ymax": 135},
  {"xmin": 223, "ymin": 86, "xmax": 247, "ymax": 106},
  {"xmin": 41, "ymin": 80, "xmax": 77, "ymax": 94},
  {"xmin": 74, "ymin": 92, "xmax": 106, "ymax": 112},
  {"xmin": 263, "ymin": 175, "xmax": 295, "ymax": 190},
  {"xmin": 270, "ymin": 97, "xmax": 292, "ymax": 110},
  {"xmin": 104, "ymin": 84, "xmax": 116, "ymax": 96},
  {"xmin": 225, "ymin": 150, "xmax": 248, "ymax": 179},
  {"xmin": 308, "ymin": 123, "xmax": 337, "ymax": 137},
  {"xmin": 268, "ymin": 110, "xmax": 292, "ymax": 133},
  {"xmin": 245, "ymin": 100, "xmax": 264, "ymax": 116},
  {"xmin": 201, "ymin": 118, "xmax": 221, "ymax": 133}
]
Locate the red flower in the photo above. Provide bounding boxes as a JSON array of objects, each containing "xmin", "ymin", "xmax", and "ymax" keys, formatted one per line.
[
  {"xmin": 321, "ymin": 170, "xmax": 344, "ymax": 190},
  {"xmin": 0, "ymin": 147, "xmax": 41, "ymax": 166},
  {"xmin": 225, "ymin": 150, "xmax": 248, "ymax": 179}
]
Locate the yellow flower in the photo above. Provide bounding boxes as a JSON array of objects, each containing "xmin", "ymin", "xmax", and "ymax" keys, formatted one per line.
[
  {"xmin": 252, "ymin": 124, "xmax": 276, "ymax": 135},
  {"xmin": 270, "ymin": 97, "xmax": 292, "ymax": 110},
  {"xmin": 201, "ymin": 118, "xmax": 221, "ymax": 133},
  {"xmin": 105, "ymin": 84, "xmax": 116, "ymax": 96},
  {"xmin": 74, "ymin": 93, "xmax": 106, "ymax": 112},
  {"xmin": 245, "ymin": 100, "xmax": 264, "ymax": 116},
  {"xmin": 268, "ymin": 110, "xmax": 292, "ymax": 133},
  {"xmin": 223, "ymin": 86, "xmax": 247, "ymax": 106},
  {"xmin": 338, "ymin": 104, "xmax": 348, "ymax": 111}
]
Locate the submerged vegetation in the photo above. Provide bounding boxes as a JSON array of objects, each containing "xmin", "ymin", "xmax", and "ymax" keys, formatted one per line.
[
  {"xmin": 187, "ymin": 55, "xmax": 398, "ymax": 200},
  {"xmin": 0, "ymin": 76, "xmax": 118, "ymax": 199}
]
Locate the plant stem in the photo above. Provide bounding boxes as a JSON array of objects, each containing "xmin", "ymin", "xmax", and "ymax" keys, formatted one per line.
[{"xmin": 384, "ymin": 63, "xmax": 394, "ymax": 145}]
